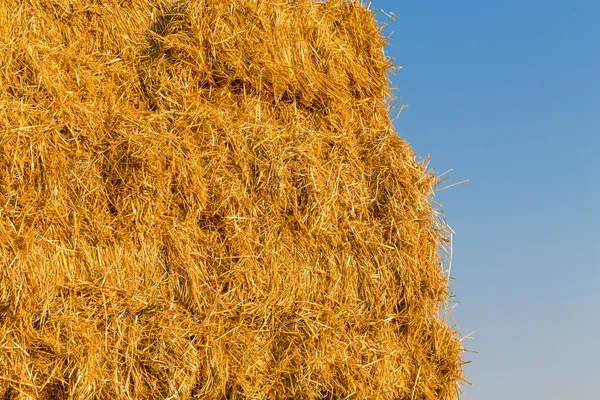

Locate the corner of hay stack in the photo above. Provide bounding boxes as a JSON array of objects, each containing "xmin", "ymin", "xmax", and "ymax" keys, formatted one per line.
[{"xmin": 0, "ymin": 0, "xmax": 464, "ymax": 398}]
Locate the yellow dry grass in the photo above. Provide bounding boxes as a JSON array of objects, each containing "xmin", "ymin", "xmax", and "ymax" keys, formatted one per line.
[{"xmin": 0, "ymin": 0, "xmax": 464, "ymax": 398}]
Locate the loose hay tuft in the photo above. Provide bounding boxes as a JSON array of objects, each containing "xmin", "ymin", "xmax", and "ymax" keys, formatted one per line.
[{"xmin": 0, "ymin": 0, "xmax": 464, "ymax": 398}]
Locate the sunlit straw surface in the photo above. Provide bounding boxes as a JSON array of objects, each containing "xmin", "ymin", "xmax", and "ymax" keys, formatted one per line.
[{"xmin": 0, "ymin": 1, "xmax": 463, "ymax": 398}]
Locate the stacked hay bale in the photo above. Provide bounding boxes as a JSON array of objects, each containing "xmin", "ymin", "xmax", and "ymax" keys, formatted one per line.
[{"xmin": 0, "ymin": 0, "xmax": 463, "ymax": 398}]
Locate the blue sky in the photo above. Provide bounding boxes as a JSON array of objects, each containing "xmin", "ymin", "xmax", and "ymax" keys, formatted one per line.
[{"xmin": 374, "ymin": 1, "xmax": 600, "ymax": 398}]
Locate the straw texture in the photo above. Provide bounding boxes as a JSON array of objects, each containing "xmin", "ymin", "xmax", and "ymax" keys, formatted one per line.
[{"xmin": 0, "ymin": 0, "xmax": 463, "ymax": 398}]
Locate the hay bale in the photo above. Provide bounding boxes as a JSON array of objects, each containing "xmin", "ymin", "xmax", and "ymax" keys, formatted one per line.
[{"xmin": 0, "ymin": 0, "xmax": 463, "ymax": 398}]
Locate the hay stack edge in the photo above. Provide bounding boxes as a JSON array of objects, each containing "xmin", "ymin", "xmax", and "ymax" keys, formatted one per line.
[{"xmin": 0, "ymin": 0, "xmax": 464, "ymax": 398}]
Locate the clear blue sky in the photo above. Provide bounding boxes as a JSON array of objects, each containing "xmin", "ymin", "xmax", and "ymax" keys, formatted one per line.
[{"xmin": 373, "ymin": 1, "xmax": 600, "ymax": 398}]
